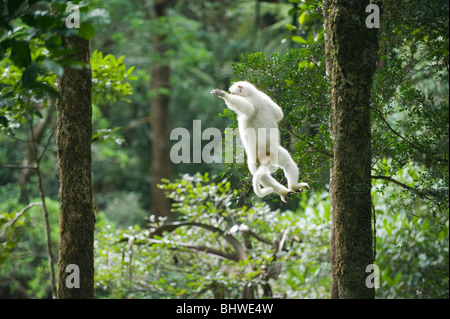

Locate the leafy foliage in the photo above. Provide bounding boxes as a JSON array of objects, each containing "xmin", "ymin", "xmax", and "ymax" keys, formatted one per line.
[
  {"xmin": 0, "ymin": 43, "xmax": 57, "ymax": 134},
  {"xmin": 0, "ymin": 0, "xmax": 106, "ymax": 132},
  {"xmin": 93, "ymin": 171, "xmax": 448, "ymax": 298},
  {"xmin": 371, "ymin": 0, "xmax": 449, "ymax": 219},
  {"xmin": 0, "ymin": 196, "xmax": 59, "ymax": 298},
  {"xmin": 91, "ymin": 50, "xmax": 136, "ymax": 105},
  {"xmin": 95, "ymin": 173, "xmax": 332, "ymax": 298},
  {"xmin": 372, "ymin": 166, "xmax": 449, "ymax": 298}
]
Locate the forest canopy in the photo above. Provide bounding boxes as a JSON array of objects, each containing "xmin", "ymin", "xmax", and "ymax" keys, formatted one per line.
[{"xmin": 0, "ymin": 0, "xmax": 448, "ymax": 299}]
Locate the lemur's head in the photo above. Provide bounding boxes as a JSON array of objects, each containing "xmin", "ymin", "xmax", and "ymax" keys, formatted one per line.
[{"xmin": 229, "ymin": 81, "xmax": 255, "ymax": 97}]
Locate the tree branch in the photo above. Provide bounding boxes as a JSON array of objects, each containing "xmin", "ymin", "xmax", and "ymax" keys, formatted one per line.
[
  {"xmin": 147, "ymin": 238, "xmax": 242, "ymax": 261},
  {"xmin": 149, "ymin": 221, "xmax": 247, "ymax": 261},
  {"xmin": 371, "ymin": 175, "xmax": 442, "ymax": 197},
  {"xmin": 29, "ymin": 119, "xmax": 57, "ymax": 298},
  {"xmin": 372, "ymin": 106, "xmax": 449, "ymax": 163},
  {"xmin": 238, "ymin": 225, "xmax": 272, "ymax": 245},
  {"xmin": 0, "ymin": 164, "xmax": 37, "ymax": 170},
  {"xmin": 0, "ymin": 202, "xmax": 42, "ymax": 243},
  {"xmin": 281, "ymin": 123, "xmax": 333, "ymax": 158},
  {"xmin": 371, "ymin": 175, "xmax": 414, "ymax": 190}
]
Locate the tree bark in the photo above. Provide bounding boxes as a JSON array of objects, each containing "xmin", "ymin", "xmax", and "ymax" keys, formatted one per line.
[
  {"xmin": 149, "ymin": 0, "xmax": 174, "ymax": 220},
  {"xmin": 56, "ymin": 36, "xmax": 95, "ymax": 299},
  {"xmin": 324, "ymin": 0, "xmax": 379, "ymax": 299}
]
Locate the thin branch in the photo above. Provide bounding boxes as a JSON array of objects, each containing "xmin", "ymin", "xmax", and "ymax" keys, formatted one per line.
[
  {"xmin": 239, "ymin": 227, "xmax": 272, "ymax": 246},
  {"xmin": 29, "ymin": 120, "xmax": 57, "ymax": 299},
  {"xmin": 372, "ymin": 106, "xmax": 449, "ymax": 163},
  {"xmin": 0, "ymin": 202, "xmax": 42, "ymax": 243},
  {"xmin": 277, "ymin": 229, "xmax": 289, "ymax": 254},
  {"xmin": 149, "ymin": 221, "xmax": 247, "ymax": 261},
  {"xmin": 372, "ymin": 203, "xmax": 376, "ymax": 262},
  {"xmin": 272, "ymin": 228, "xmax": 290, "ymax": 261},
  {"xmin": 37, "ymin": 123, "xmax": 56, "ymax": 163},
  {"xmin": 147, "ymin": 238, "xmax": 242, "ymax": 261},
  {"xmin": 118, "ymin": 235, "xmax": 242, "ymax": 261},
  {"xmin": 281, "ymin": 123, "xmax": 333, "ymax": 158},
  {"xmin": 371, "ymin": 175, "xmax": 442, "ymax": 197},
  {"xmin": 371, "ymin": 175, "xmax": 414, "ymax": 191},
  {"xmin": 0, "ymin": 164, "xmax": 37, "ymax": 170}
]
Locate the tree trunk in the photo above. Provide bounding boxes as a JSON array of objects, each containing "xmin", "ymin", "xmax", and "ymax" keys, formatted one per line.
[
  {"xmin": 149, "ymin": 0, "xmax": 174, "ymax": 220},
  {"xmin": 324, "ymin": 0, "xmax": 379, "ymax": 299},
  {"xmin": 56, "ymin": 36, "xmax": 95, "ymax": 299}
]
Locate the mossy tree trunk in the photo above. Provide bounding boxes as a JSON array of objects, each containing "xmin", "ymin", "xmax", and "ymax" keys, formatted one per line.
[
  {"xmin": 56, "ymin": 35, "xmax": 95, "ymax": 299},
  {"xmin": 324, "ymin": 0, "xmax": 379, "ymax": 299}
]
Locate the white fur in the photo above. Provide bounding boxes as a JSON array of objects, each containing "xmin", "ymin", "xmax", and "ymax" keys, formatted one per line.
[{"xmin": 211, "ymin": 81, "xmax": 309, "ymax": 202}]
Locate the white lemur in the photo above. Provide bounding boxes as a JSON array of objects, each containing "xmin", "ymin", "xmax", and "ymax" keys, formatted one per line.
[{"xmin": 211, "ymin": 81, "xmax": 309, "ymax": 202}]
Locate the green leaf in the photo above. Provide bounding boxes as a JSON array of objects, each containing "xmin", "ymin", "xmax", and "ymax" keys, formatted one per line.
[
  {"xmin": 285, "ymin": 79, "xmax": 294, "ymax": 86},
  {"xmin": 298, "ymin": 60, "xmax": 308, "ymax": 69},
  {"xmin": 0, "ymin": 115, "xmax": 9, "ymax": 128},
  {"xmin": 21, "ymin": 14, "xmax": 38, "ymax": 27},
  {"xmin": 34, "ymin": 109, "xmax": 43, "ymax": 119},
  {"xmin": 78, "ymin": 22, "xmax": 95, "ymax": 41},
  {"xmin": 34, "ymin": 82, "xmax": 60, "ymax": 98},
  {"xmin": 60, "ymin": 58, "xmax": 86, "ymax": 70},
  {"xmin": 10, "ymin": 40, "xmax": 31, "ymax": 68},
  {"xmin": 92, "ymin": 127, "xmax": 123, "ymax": 144},
  {"xmin": 126, "ymin": 66, "xmax": 135, "ymax": 76},
  {"xmin": 0, "ymin": 19, "xmax": 13, "ymax": 30},
  {"xmin": 298, "ymin": 12, "xmax": 307, "ymax": 25},
  {"xmin": 42, "ymin": 58, "xmax": 64, "ymax": 77},
  {"xmin": 292, "ymin": 36, "xmax": 307, "ymax": 44},
  {"xmin": 45, "ymin": 35, "xmax": 63, "ymax": 50},
  {"xmin": 285, "ymin": 24, "xmax": 296, "ymax": 32},
  {"xmin": 7, "ymin": 0, "xmax": 26, "ymax": 16},
  {"xmin": 393, "ymin": 272, "xmax": 402, "ymax": 285},
  {"xmin": 288, "ymin": 7, "xmax": 299, "ymax": 16},
  {"xmin": 21, "ymin": 63, "xmax": 40, "ymax": 88},
  {"xmin": 36, "ymin": 14, "xmax": 57, "ymax": 29}
]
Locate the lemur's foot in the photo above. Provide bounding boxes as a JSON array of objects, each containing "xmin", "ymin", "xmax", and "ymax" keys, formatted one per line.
[
  {"xmin": 290, "ymin": 183, "xmax": 310, "ymax": 193},
  {"xmin": 282, "ymin": 184, "xmax": 310, "ymax": 203},
  {"xmin": 280, "ymin": 192, "xmax": 294, "ymax": 203},
  {"xmin": 280, "ymin": 191, "xmax": 295, "ymax": 203}
]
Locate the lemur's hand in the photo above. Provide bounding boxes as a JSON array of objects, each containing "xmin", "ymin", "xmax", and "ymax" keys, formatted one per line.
[{"xmin": 210, "ymin": 89, "xmax": 226, "ymax": 98}]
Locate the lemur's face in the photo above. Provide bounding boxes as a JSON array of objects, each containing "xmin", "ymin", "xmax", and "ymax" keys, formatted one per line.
[{"xmin": 230, "ymin": 82, "xmax": 251, "ymax": 97}]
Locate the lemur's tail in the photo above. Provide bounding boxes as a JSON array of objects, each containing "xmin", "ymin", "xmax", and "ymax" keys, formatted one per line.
[{"xmin": 252, "ymin": 165, "xmax": 273, "ymax": 198}]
